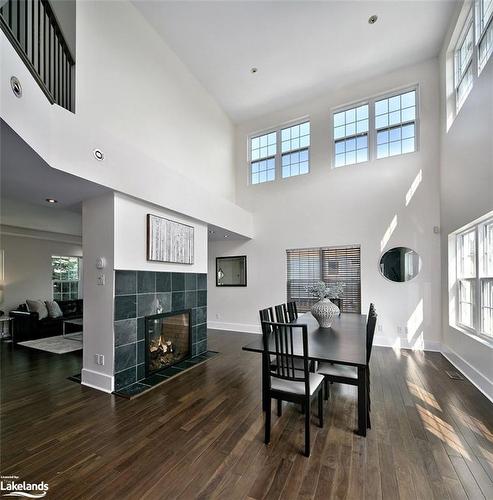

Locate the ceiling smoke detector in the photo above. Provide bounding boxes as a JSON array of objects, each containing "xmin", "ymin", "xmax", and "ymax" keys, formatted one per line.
[
  {"xmin": 93, "ymin": 149, "xmax": 104, "ymax": 161},
  {"xmin": 10, "ymin": 76, "xmax": 22, "ymax": 98},
  {"xmin": 368, "ymin": 15, "xmax": 378, "ymax": 25}
]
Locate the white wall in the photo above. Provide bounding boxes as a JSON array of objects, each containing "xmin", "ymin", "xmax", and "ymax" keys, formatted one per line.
[
  {"xmin": 208, "ymin": 59, "xmax": 442, "ymax": 351},
  {"xmin": 439, "ymin": 5, "xmax": 493, "ymax": 400},
  {"xmin": 0, "ymin": 0, "xmax": 253, "ymax": 238},
  {"xmin": 114, "ymin": 192, "xmax": 207, "ymax": 273},
  {"xmin": 1, "ymin": 198, "xmax": 82, "ymax": 236},
  {"xmin": 82, "ymin": 192, "xmax": 115, "ymax": 393},
  {"xmin": 1, "ymin": 233, "xmax": 82, "ymax": 312}
]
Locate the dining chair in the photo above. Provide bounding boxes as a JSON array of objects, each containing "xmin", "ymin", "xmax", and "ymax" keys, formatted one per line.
[
  {"xmin": 274, "ymin": 304, "xmax": 288, "ymax": 323},
  {"xmin": 317, "ymin": 306, "xmax": 377, "ymax": 427},
  {"xmin": 261, "ymin": 320, "xmax": 324, "ymax": 457},
  {"xmin": 287, "ymin": 301, "xmax": 298, "ymax": 322}
]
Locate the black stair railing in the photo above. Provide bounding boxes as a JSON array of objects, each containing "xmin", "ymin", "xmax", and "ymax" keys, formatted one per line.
[{"xmin": 0, "ymin": 0, "xmax": 75, "ymax": 112}]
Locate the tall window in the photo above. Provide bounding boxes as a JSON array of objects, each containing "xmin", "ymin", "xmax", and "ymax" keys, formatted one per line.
[
  {"xmin": 286, "ymin": 245, "xmax": 361, "ymax": 313},
  {"xmin": 456, "ymin": 217, "xmax": 493, "ymax": 339},
  {"xmin": 52, "ymin": 256, "xmax": 80, "ymax": 301},
  {"xmin": 375, "ymin": 90, "xmax": 416, "ymax": 159},
  {"xmin": 333, "ymin": 104, "xmax": 369, "ymax": 167},
  {"xmin": 281, "ymin": 122, "xmax": 310, "ymax": 178},
  {"xmin": 250, "ymin": 131, "xmax": 276, "ymax": 184},
  {"xmin": 476, "ymin": 0, "xmax": 493, "ymax": 72},
  {"xmin": 249, "ymin": 120, "xmax": 310, "ymax": 184},
  {"xmin": 455, "ymin": 12, "xmax": 474, "ymax": 110}
]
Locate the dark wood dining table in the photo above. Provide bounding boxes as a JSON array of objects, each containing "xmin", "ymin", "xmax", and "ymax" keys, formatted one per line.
[{"xmin": 242, "ymin": 312, "xmax": 369, "ymax": 436}]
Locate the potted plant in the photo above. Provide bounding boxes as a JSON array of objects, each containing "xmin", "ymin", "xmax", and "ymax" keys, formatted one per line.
[{"xmin": 306, "ymin": 281, "xmax": 344, "ymax": 328}]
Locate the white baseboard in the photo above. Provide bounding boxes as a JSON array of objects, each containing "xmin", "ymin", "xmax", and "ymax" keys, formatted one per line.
[
  {"xmin": 208, "ymin": 321, "xmax": 261, "ymax": 334},
  {"xmin": 81, "ymin": 368, "xmax": 114, "ymax": 393},
  {"xmin": 441, "ymin": 347, "xmax": 493, "ymax": 403},
  {"xmin": 372, "ymin": 335, "xmax": 442, "ymax": 352}
]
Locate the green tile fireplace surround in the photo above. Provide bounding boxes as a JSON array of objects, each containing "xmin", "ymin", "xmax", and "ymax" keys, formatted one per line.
[{"xmin": 114, "ymin": 270, "xmax": 207, "ymax": 391}]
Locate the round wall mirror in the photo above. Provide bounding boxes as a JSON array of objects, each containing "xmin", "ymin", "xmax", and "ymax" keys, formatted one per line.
[{"xmin": 379, "ymin": 247, "xmax": 421, "ymax": 282}]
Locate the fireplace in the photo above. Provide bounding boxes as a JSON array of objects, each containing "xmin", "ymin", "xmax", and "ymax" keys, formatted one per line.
[{"xmin": 145, "ymin": 310, "xmax": 191, "ymax": 376}]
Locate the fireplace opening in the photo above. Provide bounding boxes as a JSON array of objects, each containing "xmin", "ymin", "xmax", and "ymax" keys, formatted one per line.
[{"xmin": 145, "ymin": 310, "xmax": 191, "ymax": 376}]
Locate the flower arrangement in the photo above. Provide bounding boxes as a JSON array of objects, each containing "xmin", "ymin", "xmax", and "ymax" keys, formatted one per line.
[{"xmin": 306, "ymin": 281, "xmax": 344, "ymax": 300}]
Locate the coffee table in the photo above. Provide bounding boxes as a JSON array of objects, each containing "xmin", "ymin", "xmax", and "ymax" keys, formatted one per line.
[{"xmin": 63, "ymin": 318, "xmax": 83, "ymax": 337}]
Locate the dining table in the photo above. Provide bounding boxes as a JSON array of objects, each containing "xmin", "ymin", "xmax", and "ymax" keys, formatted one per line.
[{"xmin": 242, "ymin": 311, "xmax": 369, "ymax": 436}]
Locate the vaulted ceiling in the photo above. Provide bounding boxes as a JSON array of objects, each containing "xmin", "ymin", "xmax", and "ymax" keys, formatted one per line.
[{"xmin": 133, "ymin": 0, "xmax": 458, "ymax": 122}]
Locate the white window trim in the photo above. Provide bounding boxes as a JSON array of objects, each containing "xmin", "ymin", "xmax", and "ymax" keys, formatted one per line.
[
  {"xmin": 453, "ymin": 214, "xmax": 493, "ymax": 344},
  {"xmin": 330, "ymin": 85, "xmax": 419, "ymax": 168},
  {"xmin": 455, "ymin": 10, "xmax": 474, "ymax": 111},
  {"xmin": 477, "ymin": 0, "xmax": 493, "ymax": 73},
  {"xmin": 248, "ymin": 117, "xmax": 311, "ymax": 186}
]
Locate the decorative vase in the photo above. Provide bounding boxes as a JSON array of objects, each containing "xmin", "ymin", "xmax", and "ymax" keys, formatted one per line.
[{"xmin": 311, "ymin": 298, "xmax": 340, "ymax": 328}]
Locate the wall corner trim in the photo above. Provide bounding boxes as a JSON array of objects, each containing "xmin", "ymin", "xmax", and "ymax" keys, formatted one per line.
[
  {"xmin": 441, "ymin": 347, "xmax": 493, "ymax": 404},
  {"xmin": 81, "ymin": 369, "xmax": 114, "ymax": 393}
]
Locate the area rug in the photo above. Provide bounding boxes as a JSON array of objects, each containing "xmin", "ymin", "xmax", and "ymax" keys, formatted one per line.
[{"xmin": 18, "ymin": 332, "xmax": 83, "ymax": 354}]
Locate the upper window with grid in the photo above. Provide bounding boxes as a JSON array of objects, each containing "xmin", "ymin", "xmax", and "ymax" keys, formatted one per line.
[
  {"xmin": 281, "ymin": 122, "xmax": 310, "ymax": 178},
  {"xmin": 250, "ymin": 131, "xmax": 276, "ymax": 184},
  {"xmin": 455, "ymin": 13, "xmax": 474, "ymax": 110},
  {"xmin": 375, "ymin": 90, "xmax": 416, "ymax": 159},
  {"xmin": 476, "ymin": 0, "xmax": 493, "ymax": 71},
  {"xmin": 333, "ymin": 104, "xmax": 369, "ymax": 167}
]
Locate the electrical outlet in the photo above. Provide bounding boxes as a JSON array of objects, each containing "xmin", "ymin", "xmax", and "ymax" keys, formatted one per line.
[
  {"xmin": 94, "ymin": 354, "xmax": 105, "ymax": 365},
  {"xmin": 94, "ymin": 354, "xmax": 99, "ymax": 364},
  {"xmin": 215, "ymin": 313, "xmax": 221, "ymax": 320},
  {"xmin": 397, "ymin": 326, "xmax": 402, "ymax": 334},
  {"xmin": 97, "ymin": 273, "xmax": 105, "ymax": 286},
  {"xmin": 378, "ymin": 324, "xmax": 383, "ymax": 332}
]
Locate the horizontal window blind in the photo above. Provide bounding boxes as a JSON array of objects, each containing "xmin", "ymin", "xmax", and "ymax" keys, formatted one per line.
[{"xmin": 287, "ymin": 245, "xmax": 361, "ymax": 313}]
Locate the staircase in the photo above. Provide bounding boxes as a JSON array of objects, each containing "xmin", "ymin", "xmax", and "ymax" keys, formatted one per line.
[{"xmin": 0, "ymin": 0, "xmax": 74, "ymax": 112}]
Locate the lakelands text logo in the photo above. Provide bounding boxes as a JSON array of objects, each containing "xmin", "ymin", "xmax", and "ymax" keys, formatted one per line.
[{"xmin": 0, "ymin": 476, "xmax": 49, "ymax": 498}]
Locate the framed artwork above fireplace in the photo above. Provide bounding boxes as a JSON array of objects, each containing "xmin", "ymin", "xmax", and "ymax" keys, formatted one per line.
[{"xmin": 147, "ymin": 214, "xmax": 194, "ymax": 264}]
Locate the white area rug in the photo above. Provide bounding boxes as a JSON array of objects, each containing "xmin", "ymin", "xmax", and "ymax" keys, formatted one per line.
[{"xmin": 18, "ymin": 333, "xmax": 83, "ymax": 354}]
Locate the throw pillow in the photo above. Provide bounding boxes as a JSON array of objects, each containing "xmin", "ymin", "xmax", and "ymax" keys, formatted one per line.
[
  {"xmin": 45, "ymin": 300, "xmax": 63, "ymax": 319},
  {"xmin": 26, "ymin": 299, "xmax": 49, "ymax": 320}
]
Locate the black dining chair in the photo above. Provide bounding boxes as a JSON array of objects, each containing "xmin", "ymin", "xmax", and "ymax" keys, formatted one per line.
[
  {"xmin": 317, "ymin": 305, "xmax": 377, "ymax": 427},
  {"xmin": 261, "ymin": 320, "xmax": 324, "ymax": 457},
  {"xmin": 287, "ymin": 301, "xmax": 298, "ymax": 322},
  {"xmin": 274, "ymin": 304, "xmax": 288, "ymax": 323}
]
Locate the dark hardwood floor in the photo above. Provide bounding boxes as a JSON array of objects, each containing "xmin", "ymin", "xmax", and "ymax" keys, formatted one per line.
[{"xmin": 1, "ymin": 331, "xmax": 492, "ymax": 499}]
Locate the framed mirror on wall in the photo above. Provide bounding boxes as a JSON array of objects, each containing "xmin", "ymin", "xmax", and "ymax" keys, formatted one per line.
[
  {"xmin": 379, "ymin": 247, "xmax": 421, "ymax": 282},
  {"xmin": 216, "ymin": 256, "xmax": 247, "ymax": 287}
]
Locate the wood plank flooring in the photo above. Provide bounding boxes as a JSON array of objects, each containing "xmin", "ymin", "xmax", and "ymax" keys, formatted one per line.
[{"xmin": 1, "ymin": 330, "xmax": 492, "ymax": 499}]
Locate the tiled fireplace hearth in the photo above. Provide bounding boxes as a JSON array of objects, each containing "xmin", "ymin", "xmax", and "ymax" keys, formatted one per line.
[{"xmin": 114, "ymin": 270, "xmax": 207, "ymax": 391}]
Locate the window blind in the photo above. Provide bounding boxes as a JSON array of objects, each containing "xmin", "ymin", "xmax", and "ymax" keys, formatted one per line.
[{"xmin": 286, "ymin": 245, "xmax": 361, "ymax": 313}]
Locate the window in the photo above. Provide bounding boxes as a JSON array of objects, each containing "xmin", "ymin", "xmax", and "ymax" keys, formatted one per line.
[
  {"xmin": 455, "ymin": 12, "xmax": 474, "ymax": 110},
  {"xmin": 477, "ymin": 0, "xmax": 493, "ymax": 71},
  {"xmin": 250, "ymin": 131, "xmax": 276, "ymax": 184},
  {"xmin": 375, "ymin": 90, "xmax": 416, "ymax": 159},
  {"xmin": 281, "ymin": 122, "xmax": 310, "ymax": 178},
  {"xmin": 333, "ymin": 104, "xmax": 369, "ymax": 167},
  {"xmin": 455, "ymin": 216, "xmax": 493, "ymax": 339},
  {"xmin": 249, "ymin": 120, "xmax": 310, "ymax": 184},
  {"xmin": 286, "ymin": 245, "xmax": 361, "ymax": 313},
  {"xmin": 52, "ymin": 256, "xmax": 80, "ymax": 301}
]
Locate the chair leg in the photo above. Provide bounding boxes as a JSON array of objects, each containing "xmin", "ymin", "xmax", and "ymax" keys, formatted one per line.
[
  {"xmin": 277, "ymin": 399, "xmax": 282, "ymax": 417},
  {"xmin": 324, "ymin": 378, "xmax": 329, "ymax": 401},
  {"xmin": 265, "ymin": 399, "xmax": 271, "ymax": 445},
  {"xmin": 318, "ymin": 389, "xmax": 324, "ymax": 428},
  {"xmin": 304, "ymin": 399, "xmax": 311, "ymax": 457}
]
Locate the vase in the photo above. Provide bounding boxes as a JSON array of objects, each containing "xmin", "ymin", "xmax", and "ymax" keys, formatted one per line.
[{"xmin": 311, "ymin": 298, "xmax": 340, "ymax": 328}]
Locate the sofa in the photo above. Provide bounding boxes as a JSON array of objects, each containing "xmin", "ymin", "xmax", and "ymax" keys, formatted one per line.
[{"xmin": 10, "ymin": 299, "xmax": 83, "ymax": 343}]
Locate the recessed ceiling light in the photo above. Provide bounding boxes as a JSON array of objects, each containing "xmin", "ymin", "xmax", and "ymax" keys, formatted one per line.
[
  {"xmin": 224, "ymin": 234, "xmax": 229, "ymax": 238},
  {"xmin": 46, "ymin": 198, "xmax": 58, "ymax": 204},
  {"xmin": 250, "ymin": 67, "xmax": 258, "ymax": 74},
  {"xmin": 368, "ymin": 15, "xmax": 378, "ymax": 24},
  {"xmin": 208, "ymin": 229, "xmax": 215, "ymax": 234},
  {"xmin": 93, "ymin": 149, "xmax": 104, "ymax": 161},
  {"xmin": 10, "ymin": 76, "xmax": 22, "ymax": 98}
]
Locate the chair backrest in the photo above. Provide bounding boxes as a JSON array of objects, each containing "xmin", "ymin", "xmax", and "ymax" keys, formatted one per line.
[
  {"xmin": 368, "ymin": 303, "xmax": 375, "ymax": 316},
  {"xmin": 259, "ymin": 307, "xmax": 275, "ymax": 334},
  {"xmin": 261, "ymin": 320, "xmax": 310, "ymax": 391},
  {"xmin": 366, "ymin": 311, "xmax": 377, "ymax": 363},
  {"xmin": 274, "ymin": 304, "xmax": 288, "ymax": 323},
  {"xmin": 287, "ymin": 301, "xmax": 298, "ymax": 322}
]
